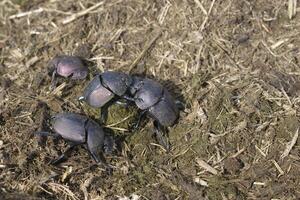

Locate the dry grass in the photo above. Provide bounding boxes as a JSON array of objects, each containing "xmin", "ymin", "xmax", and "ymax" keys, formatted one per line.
[{"xmin": 0, "ymin": 0, "xmax": 300, "ymax": 199}]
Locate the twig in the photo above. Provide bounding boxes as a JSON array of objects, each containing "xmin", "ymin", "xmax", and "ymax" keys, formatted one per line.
[
  {"xmin": 158, "ymin": 2, "xmax": 171, "ymax": 25},
  {"xmin": 103, "ymin": 126, "xmax": 128, "ymax": 132},
  {"xmin": 128, "ymin": 29, "xmax": 162, "ymax": 73},
  {"xmin": 105, "ymin": 114, "xmax": 134, "ymax": 128},
  {"xmin": 61, "ymin": 1, "xmax": 105, "ymax": 24},
  {"xmin": 38, "ymin": 185, "xmax": 54, "ymax": 195},
  {"xmin": 194, "ymin": 0, "xmax": 207, "ymax": 15},
  {"xmin": 50, "ymin": 82, "xmax": 67, "ymax": 96},
  {"xmin": 61, "ymin": 166, "xmax": 73, "ymax": 182},
  {"xmin": 253, "ymin": 182, "xmax": 265, "ymax": 186},
  {"xmin": 213, "ymin": 40, "xmax": 242, "ymax": 69},
  {"xmin": 149, "ymin": 143, "xmax": 167, "ymax": 152},
  {"xmin": 200, "ymin": 0, "xmax": 215, "ymax": 31},
  {"xmin": 255, "ymin": 145, "xmax": 266, "ymax": 157},
  {"xmin": 271, "ymin": 159, "xmax": 284, "ymax": 176},
  {"xmin": 109, "ymin": 28, "xmax": 126, "ymax": 42},
  {"xmin": 48, "ymin": 182, "xmax": 80, "ymax": 200},
  {"xmin": 9, "ymin": 7, "xmax": 44, "ymax": 19},
  {"xmin": 196, "ymin": 158, "xmax": 218, "ymax": 175},
  {"xmin": 230, "ymin": 147, "xmax": 246, "ymax": 158},
  {"xmin": 281, "ymin": 128, "xmax": 299, "ymax": 159},
  {"xmin": 288, "ymin": 0, "xmax": 297, "ymax": 19},
  {"xmin": 89, "ymin": 56, "xmax": 114, "ymax": 61},
  {"xmin": 80, "ymin": 176, "xmax": 94, "ymax": 200}
]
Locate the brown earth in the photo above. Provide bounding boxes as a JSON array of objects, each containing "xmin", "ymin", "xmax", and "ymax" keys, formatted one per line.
[{"xmin": 0, "ymin": 0, "xmax": 300, "ymax": 199}]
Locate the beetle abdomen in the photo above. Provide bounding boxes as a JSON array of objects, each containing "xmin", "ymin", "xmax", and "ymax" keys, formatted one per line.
[
  {"xmin": 54, "ymin": 56, "xmax": 88, "ymax": 79},
  {"xmin": 87, "ymin": 86, "xmax": 114, "ymax": 108},
  {"xmin": 52, "ymin": 113, "xmax": 87, "ymax": 143},
  {"xmin": 86, "ymin": 120, "xmax": 105, "ymax": 162},
  {"xmin": 83, "ymin": 76, "xmax": 114, "ymax": 108}
]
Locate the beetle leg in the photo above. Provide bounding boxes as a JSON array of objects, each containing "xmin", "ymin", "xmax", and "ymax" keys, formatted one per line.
[
  {"xmin": 103, "ymin": 135, "xmax": 115, "ymax": 155},
  {"xmin": 131, "ymin": 110, "xmax": 147, "ymax": 130},
  {"xmin": 35, "ymin": 131, "xmax": 60, "ymax": 146},
  {"xmin": 100, "ymin": 98, "xmax": 128, "ymax": 124},
  {"xmin": 35, "ymin": 131, "xmax": 61, "ymax": 143},
  {"xmin": 153, "ymin": 121, "xmax": 170, "ymax": 151},
  {"xmin": 88, "ymin": 147, "xmax": 105, "ymax": 164},
  {"xmin": 50, "ymin": 70, "xmax": 57, "ymax": 90},
  {"xmin": 34, "ymin": 131, "xmax": 60, "ymax": 138},
  {"xmin": 84, "ymin": 144, "xmax": 113, "ymax": 175},
  {"xmin": 100, "ymin": 102, "xmax": 111, "ymax": 125},
  {"xmin": 51, "ymin": 143, "xmax": 79, "ymax": 165}
]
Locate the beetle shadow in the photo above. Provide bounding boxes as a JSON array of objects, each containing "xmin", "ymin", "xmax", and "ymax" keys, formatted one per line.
[
  {"xmin": 33, "ymin": 101, "xmax": 53, "ymax": 147},
  {"xmin": 158, "ymin": 79, "xmax": 186, "ymax": 107},
  {"xmin": 102, "ymin": 127, "xmax": 127, "ymax": 156}
]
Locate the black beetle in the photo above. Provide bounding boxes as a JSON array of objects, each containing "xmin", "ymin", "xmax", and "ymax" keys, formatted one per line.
[
  {"xmin": 128, "ymin": 77, "xmax": 179, "ymax": 149},
  {"xmin": 36, "ymin": 113, "xmax": 113, "ymax": 168},
  {"xmin": 48, "ymin": 55, "xmax": 88, "ymax": 88},
  {"xmin": 79, "ymin": 71, "xmax": 180, "ymax": 150},
  {"xmin": 129, "ymin": 77, "xmax": 179, "ymax": 127}
]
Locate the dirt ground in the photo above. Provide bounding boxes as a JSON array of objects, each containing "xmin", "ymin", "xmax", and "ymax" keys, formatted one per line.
[{"xmin": 0, "ymin": 0, "xmax": 300, "ymax": 199}]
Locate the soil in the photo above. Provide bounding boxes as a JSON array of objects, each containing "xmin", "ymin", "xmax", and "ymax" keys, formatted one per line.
[{"xmin": 0, "ymin": 0, "xmax": 300, "ymax": 199}]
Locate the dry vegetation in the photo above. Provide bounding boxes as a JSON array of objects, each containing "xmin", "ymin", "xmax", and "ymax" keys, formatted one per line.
[{"xmin": 0, "ymin": 0, "xmax": 300, "ymax": 199}]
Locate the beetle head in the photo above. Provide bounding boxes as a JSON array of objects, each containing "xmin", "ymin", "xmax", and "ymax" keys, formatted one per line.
[
  {"xmin": 128, "ymin": 76, "xmax": 144, "ymax": 95},
  {"xmin": 48, "ymin": 55, "xmax": 88, "ymax": 79},
  {"xmin": 47, "ymin": 57, "xmax": 59, "ymax": 77}
]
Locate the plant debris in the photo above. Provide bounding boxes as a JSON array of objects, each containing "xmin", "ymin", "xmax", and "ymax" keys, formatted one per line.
[{"xmin": 1, "ymin": 0, "xmax": 300, "ymax": 199}]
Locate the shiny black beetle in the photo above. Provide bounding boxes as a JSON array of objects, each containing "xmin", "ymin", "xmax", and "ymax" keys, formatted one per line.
[
  {"xmin": 48, "ymin": 55, "xmax": 88, "ymax": 88},
  {"xmin": 36, "ymin": 113, "xmax": 113, "ymax": 167},
  {"xmin": 79, "ymin": 71, "xmax": 180, "ymax": 150}
]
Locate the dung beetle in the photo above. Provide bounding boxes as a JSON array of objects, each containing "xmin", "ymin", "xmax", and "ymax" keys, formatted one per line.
[
  {"xmin": 129, "ymin": 77, "xmax": 179, "ymax": 127},
  {"xmin": 48, "ymin": 55, "xmax": 88, "ymax": 88},
  {"xmin": 35, "ymin": 113, "xmax": 114, "ymax": 169},
  {"xmin": 79, "ymin": 71, "xmax": 180, "ymax": 150},
  {"xmin": 128, "ymin": 77, "xmax": 179, "ymax": 150}
]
